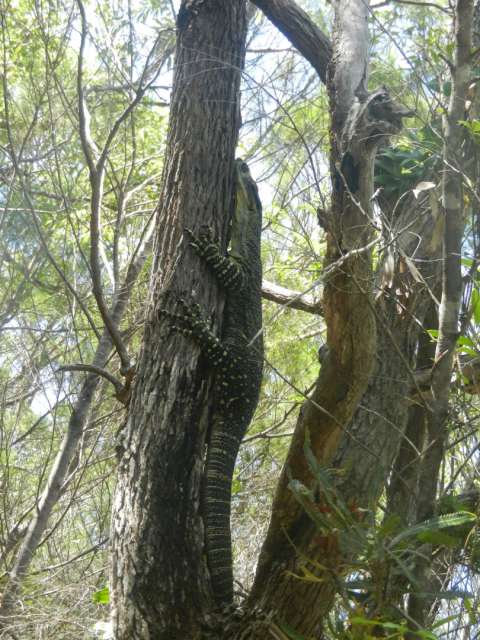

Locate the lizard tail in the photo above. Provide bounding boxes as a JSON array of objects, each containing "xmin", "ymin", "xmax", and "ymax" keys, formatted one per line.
[{"xmin": 204, "ymin": 426, "xmax": 241, "ymax": 605}]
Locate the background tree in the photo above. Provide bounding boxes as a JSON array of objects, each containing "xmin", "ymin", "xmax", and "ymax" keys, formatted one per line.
[{"xmin": 1, "ymin": 0, "xmax": 480, "ymax": 639}]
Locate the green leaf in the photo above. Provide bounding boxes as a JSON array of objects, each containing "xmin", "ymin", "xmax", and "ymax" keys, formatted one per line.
[
  {"xmin": 389, "ymin": 512, "xmax": 476, "ymax": 547},
  {"xmin": 431, "ymin": 614, "xmax": 461, "ymax": 629},
  {"xmin": 231, "ymin": 478, "xmax": 242, "ymax": 495},
  {"xmin": 472, "ymin": 289, "xmax": 480, "ymax": 325},
  {"xmin": 416, "ymin": 530, "xmax": 460, "ymax": 547},
  {"xmin": 456, "ymin": 335, "xmax": 475, "ymax": 348},
  {"xmin": 414, "ymin": 631, "xmax": 439, "ymax": 639},
  {"xmin": 350, "ymin": 617, "xmax": 408, "ymax": 633},
  {"xmin": 464, "ymin": 598, "xmax": 479, "ymax": 625},
  {"xmin": 93, "ymin": 587, "xmax": 110, "ymax": 605},
  {"xmin": 378, "ymin": 514, "xmax": 401, "ymax": 538}
]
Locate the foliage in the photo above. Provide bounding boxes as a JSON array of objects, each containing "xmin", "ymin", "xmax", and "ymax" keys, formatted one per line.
[
  {"xmin": 2, "ymin": 0, "xmax": 480, "ymax": 638},
  {"xmin": 287, "ymin": 444, "xmax": 477, "ymax": 639}
]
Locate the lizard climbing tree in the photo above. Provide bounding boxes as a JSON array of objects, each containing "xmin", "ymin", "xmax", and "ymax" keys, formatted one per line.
[
  {"xmin": 110, "ymin": 2, "xmax": 249, "ymax": 638},
  {"xmin": 161, "ymin": 159, "xmax": 263, "ymax": 606}
]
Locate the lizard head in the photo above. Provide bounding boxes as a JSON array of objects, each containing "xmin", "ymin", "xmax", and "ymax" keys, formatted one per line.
[
  {"xmin": 229, "ymin": 159, "xmax": 262, "ymax": 262},
  {"xmin": 234, "ymin": 159, "xmax": 262, "ymax": 215}
]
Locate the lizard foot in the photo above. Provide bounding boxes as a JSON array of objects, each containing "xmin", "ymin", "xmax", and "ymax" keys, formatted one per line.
[
  {"xmin": 159, "ymin": 299, "xmax": 210, "ymax": 340},
  {"xmin": 185, "ymin": 226, "xmax": 217, "ymax": 260}
]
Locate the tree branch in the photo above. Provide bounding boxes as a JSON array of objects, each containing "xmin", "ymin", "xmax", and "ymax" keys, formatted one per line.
[
  {"xmin": 250, "ymin": 0, "xmax": 332, "ymax": 84},
  {"xmin": 75, "ymin": 1, "xmax": 171, "ymax": 376},
  {"xmin": 407, "ymin": 0, "xmax": 474, "ymax": 628},
  {"xmin": 261, "ymin": 279, "xmax": 323, "ymax": 314},
  {"xmin": 58, "ymin": 364, "xmax": 123, "ymax": 394}
]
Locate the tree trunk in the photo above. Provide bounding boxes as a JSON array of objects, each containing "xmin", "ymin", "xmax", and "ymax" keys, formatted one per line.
[
  {"xmin": 407, "ymin": 0, "xmax": 473, "ymax": 628},
  {"xmin": 249, "ymin": 0, "xmax": 379, "ymax": 634},
  {"xmin": 110, "ymin": 2, "xmax": 247, "ymax": 638},
  {"xmin": 109, "ymin": 0, "xmax": 471, "ymax": 638}
]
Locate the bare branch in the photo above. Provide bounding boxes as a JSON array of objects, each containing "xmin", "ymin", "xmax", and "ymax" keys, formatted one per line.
[
  {"xmin": 262, "ymin": 279, "xmax": 323, "ymax": 314},
  {"xmin": 74, "ymin": 1, "xmax": 171, "ymax": 376},
  {"xmin": 250, "ymin": 0, "xmax": 332, "ymax": 83},
  {"xmin": 58, "ymin": 364, "xmax": 123, "ymax": 394}
]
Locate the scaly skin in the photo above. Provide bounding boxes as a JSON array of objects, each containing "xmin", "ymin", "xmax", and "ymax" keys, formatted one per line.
[{"xmin": 167, "ymin": 159, "xmax": 263, "ymax": 605}]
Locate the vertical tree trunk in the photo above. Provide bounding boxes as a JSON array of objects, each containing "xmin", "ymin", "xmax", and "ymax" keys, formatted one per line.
[
  {"xmin": 408, "ymin": 0, "xmax": 473, "ymax": 628},
  {"xmin": 110, "ymin": 3, "xmax": 247, "ymax": 639},
  {"xmin": 249, "ymin": 0, "xmax": 378, "ymax": 634}
]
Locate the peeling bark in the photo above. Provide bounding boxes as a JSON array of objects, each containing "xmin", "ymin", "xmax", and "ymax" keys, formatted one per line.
[{"xmin": 248, "ymin": 1, "xmax": 409, "ymax": 634}]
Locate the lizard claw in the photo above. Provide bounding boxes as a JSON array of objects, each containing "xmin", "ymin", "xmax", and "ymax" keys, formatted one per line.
[
  {"xmin": 198, "ymin": 225, "xmax": 215, "ymax": 243},
  {"xmin": 184, "ymin": 227, "xmax": 200, "ymax": 250},
  {"xmin": 185, "ymin": 226, "xmax": 217, "ymax": 259}
]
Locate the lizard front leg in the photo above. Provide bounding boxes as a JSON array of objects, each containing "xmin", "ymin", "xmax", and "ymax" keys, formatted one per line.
[{"xmin": 185, "ymin": 227, "xmax": 244, "ymax": 289}]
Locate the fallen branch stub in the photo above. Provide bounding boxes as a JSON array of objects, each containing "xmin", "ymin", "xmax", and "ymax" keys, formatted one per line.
[
  {"xmin": 341, "ymin": 87, "xmax": 414, "ymax": 158},
  {"xmin": 340, "ymin": 88, "xmax": 413, "ymax": 187},
  {"xmin": 333, "ymin": 87, "xmax": 414, "ymax": 252}
]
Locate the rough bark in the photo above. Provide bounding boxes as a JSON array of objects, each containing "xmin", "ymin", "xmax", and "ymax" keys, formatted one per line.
[
  {"xmin": 249, "ymin": 1, "xmax": 380, "ymax": 635},
  {"xmin": 110, "ymin": 3, "xmax": 247, "ymax": 639},
  {"xmin": 250, "ymin": 176, "xmax": 442, "ymax": 634},
  {"xmin": 385, "ymin": 308, "xmax": 437, "ymax": 528}
]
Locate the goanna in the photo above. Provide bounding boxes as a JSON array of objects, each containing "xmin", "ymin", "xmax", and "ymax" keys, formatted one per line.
[{"xmin": 166, "ymin": 159, "xmax": 263, "ymax": 605}]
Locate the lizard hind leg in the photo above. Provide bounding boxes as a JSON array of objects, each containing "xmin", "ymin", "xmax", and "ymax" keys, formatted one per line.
[
  {"xmin": 158, "ymin": 299, "xmax": 208, "ymax": 339},
  {"xmin": 159, "ymin": 299, "xmax": 235, "ymax": 369}
]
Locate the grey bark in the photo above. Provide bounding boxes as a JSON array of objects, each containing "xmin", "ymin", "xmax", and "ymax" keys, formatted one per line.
[
  {"xmin": 250, "ymin": 0, "xmax": 332, "ymax": 83},
  {"xmin": 261, "ymin": 280, "xmax": 323, "ymax": 314},
  {"xmin": 110, "ymin": 2, "xmax": 248, "ymax": 638}
]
